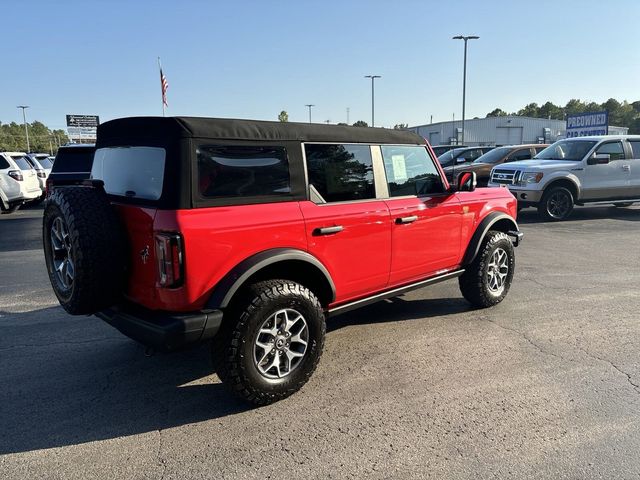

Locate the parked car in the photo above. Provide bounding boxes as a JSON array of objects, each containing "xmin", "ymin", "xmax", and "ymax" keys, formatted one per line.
[
  {"xmin": 447, "ymin": 144, "xmax": 548, "ymax": 187},
  {"xmin": 45, "ymin": 144, "xmax": 96, "ymax": 196},
  {"xmin": 432, "ymin": 144, "xmax": 467, "ymax": 157},
  {"xmin": 437, "ymin": 146, "xmax": 495, "ymax": 181},
  {"xmin": 24, "ymin": 153, "xmax": 54, "ymax": 202},
  {"xmin": 44, "ymin": 117, "xmax": 522, "ymax": 405},
  {"xmin": 0, "ymin": 152, "xmax": 42, "ymax": 213},
  {"xmin": 488, "ymin": 135, "xmax": 640, "ymax": 220}
]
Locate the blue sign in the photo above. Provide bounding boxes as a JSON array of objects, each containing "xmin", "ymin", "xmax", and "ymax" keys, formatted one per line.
[{"xmin": 566, "ymin": 111, "xmax": 608, "ymax": 137}]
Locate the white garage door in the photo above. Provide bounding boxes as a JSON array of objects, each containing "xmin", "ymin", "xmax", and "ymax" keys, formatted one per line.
[{"xmin": 496, "ymin": 127, "xmax": 523, "ymax": 145}]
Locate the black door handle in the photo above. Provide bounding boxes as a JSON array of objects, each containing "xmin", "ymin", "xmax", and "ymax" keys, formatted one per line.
[
  {"xmin": 395, "ymin": 215, "xmax": 418, "ymax": 224},
  {"xmin": 313, "ymin": 225, "xmax": 344, "ymax": 236}
]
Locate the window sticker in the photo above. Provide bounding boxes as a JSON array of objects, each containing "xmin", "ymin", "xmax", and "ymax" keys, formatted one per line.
[{"xmin": 391, "ymin": 155, "xmax": 408, "ymax": 182}]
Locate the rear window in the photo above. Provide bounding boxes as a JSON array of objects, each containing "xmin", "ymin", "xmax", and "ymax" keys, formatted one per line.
[
  {"xmin": 11, "ymin": 156, "xmax": 32, "ymax": 170},
  {"xmin": 38, "ymin": 157, "xmax": 54, "ymax": 169},
  {"xmin": 197, "ymin": 145, "xmax": 290, "ymax": 198},
  {"xmin": 52, "ymin": 148, "xmax": 95, "ymax": 173},
  {"xmin": 91, "ymin": 147, "xmax": 166, "ymax": 200}
]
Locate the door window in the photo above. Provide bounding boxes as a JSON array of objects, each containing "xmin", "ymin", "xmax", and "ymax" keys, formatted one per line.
[
  {"xmin": 305, "ymin": 144, "xmax": 375, "ymax": 202},
  {"xmin": 508, "ymin": 148, "xmax": 533, "ymax": 162},
  {"xmin": 629, "ymin": 141, "xmax": 640, "ymax": 159},
  {"xmin": 596, "ymin": 141, "xmax": 625, "ymax": 160},
  {"xmin": 381, "ymin": 145, "xmax": 444, "ymax": 197}
]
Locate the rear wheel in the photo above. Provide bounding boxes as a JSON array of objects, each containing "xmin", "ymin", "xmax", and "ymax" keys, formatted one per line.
[
  {"xmin": 212, "ymin": 280, "xmax": 325, "ymax": 405},
  {"xmin": 538, "ymin": 186, "xmax": 574, "ymax": 221}
]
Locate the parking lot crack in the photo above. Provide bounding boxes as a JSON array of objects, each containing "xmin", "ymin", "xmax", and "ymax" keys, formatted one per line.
[
  {"xmin": 157, "ymin": 429, "xmax": 167, "ymax": 480},
  {"xmin": 482, "ymin": 318, "xmax": 567, "ymax": 362},
  {"xmin": 575, "ymin": 346, "xmax": 640, "ymax": 395}
]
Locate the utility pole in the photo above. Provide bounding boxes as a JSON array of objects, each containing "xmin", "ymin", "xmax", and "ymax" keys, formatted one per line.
[
  {"xmin": 346, "ymin": 107, "xmax": 350, "ymax": 125},
  {"xmin": 17, "ymin": 105, "xmax": 30, "ymax": 152},
  {"xmin": 452, "ymin": 35, "xmax": 479, "ymax": 145},
  {"xmin": 364, "ymin": 75, "xmax": 381, "ymax": 127},
  {"xmin": 305, "ymin": 104, "xmax": 315, "ymax": 123}
]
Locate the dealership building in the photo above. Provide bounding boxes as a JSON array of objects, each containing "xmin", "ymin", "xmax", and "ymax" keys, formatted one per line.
[{"xmin": 408, "ymin": 116, "xmax": 628, "ymax": 146}]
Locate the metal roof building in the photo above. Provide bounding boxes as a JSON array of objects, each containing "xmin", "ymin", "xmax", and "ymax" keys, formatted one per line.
[{"xmin": 409, "ymin": 116, "xmax": 628, "ymax": 146}]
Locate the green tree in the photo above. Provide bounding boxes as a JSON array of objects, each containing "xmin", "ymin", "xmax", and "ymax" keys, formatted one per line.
[
  {"xmin": 0, "ymin": 120, "xmax": 69, "ymax": 153},
  {"xmin": 278, "ymin": 110, "xmax": 289, "ymax": 122},
  {"xmin": 352, "ymin": 120, "xmax": 368, "ymax": 127},
  {"xmin": 486, "ymin": 108, "xmax": 508, "ymax": 117},
  {"xmin": 517, "ymin": 103, "xmax": 540, "ymax": 117}
]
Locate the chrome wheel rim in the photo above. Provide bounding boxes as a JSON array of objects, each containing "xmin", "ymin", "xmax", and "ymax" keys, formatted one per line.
[
  {"xmin": 487, "ymin": 248, "xmax": 509, "ymax": 295},
  {"xmin": 547, "ymin": 191, "xmax": 571, "ymax": 219},
  {"xmin": 50, "ymin": 217, "xmax": 74, "ymax": 290},
  {"xmin": 254, "ymin": 308, "xmax": 308, "ymax": 379}
]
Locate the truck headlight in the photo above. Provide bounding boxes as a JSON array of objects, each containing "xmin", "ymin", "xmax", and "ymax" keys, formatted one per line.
[{"xmin": 518, "ymin": 172, "xmax": 543, "ymax": 186}]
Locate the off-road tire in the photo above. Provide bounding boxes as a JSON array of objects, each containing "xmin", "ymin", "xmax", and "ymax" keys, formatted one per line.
[
  {"xmin": 212, "ymin": 280, "xmax": 325, "ymax": 406},
  {"xmin": 538, "ymin": 186, "xmax": 574, "ymax": 221},
  {"xmin": 43, "ymin": 186, "xmax": 127, "ymax": 315},
  {"xmin": 613, "ymin": 202, "xmax": 634, "ymax": 208},
  {"xmin": 459, "ymin": 230, "xmax": 515, "ymax": 308}
]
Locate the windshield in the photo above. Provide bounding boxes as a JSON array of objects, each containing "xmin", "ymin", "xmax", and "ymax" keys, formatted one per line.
[
  {"xmin": 535, "ymin": 140, "xmax": 597, "ymax": 161},
  {"xmin": 473, "ymin": 147, "xmax": 511, "ymax": 164},
  {"xmin": 437, "ymin": 148, "xmax": 465, "ymax": 167}
]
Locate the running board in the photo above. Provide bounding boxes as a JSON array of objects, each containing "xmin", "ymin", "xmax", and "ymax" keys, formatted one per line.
[
  {"xmin": 327, "ymin": 270, "xmax": 465, "ymax": 317},
  {"xmin": 576, "ymin": 199, "xmax": 639, "ymax": 206}
]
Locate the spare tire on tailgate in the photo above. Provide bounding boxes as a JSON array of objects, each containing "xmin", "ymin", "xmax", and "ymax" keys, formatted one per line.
[{"xmin": 43, "ymin": 185, "xmax": 127, "ymax": 315}]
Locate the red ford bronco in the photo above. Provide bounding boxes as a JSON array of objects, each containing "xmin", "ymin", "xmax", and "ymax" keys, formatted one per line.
[{"xmin": 43, "ymin": 117, "xmax": 522, "ymax": 405}]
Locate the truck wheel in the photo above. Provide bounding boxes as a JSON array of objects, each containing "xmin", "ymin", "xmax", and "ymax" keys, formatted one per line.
[
  {"xmin": 212, "ymin": 280, "xmax": 325, "ymax": 405},
  {"xmin": 538, "ymin": 186, "xmax": 574, "ymax": 221},
  {"xmin": 43, "ymin": 186, "xmax": 127, "ymax": 315},
  {"xmin": 459, "ymin": 230, "xmax": 515, "ymax": 308},
  {"xmin": 613, "ymin": 202, "xmax": 634, "ymax": 208},
  {"xmin": 0, "ymin": 203, "xmax": 20, "ymax": 214}
]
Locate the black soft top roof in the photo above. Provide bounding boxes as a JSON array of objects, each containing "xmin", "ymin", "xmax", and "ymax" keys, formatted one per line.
[{"xmin": 96, "ymin": 116, "xmax": 426, "ymax": 145}]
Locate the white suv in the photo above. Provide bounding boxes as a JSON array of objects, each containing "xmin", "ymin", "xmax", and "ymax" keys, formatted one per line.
[
  {"xmin": 488, "ymin": 135, "xmax": 640, "ymax": 220},
  {"xmin": 0, "ymin": 152, "xmax": 43, "ymax": 213}
]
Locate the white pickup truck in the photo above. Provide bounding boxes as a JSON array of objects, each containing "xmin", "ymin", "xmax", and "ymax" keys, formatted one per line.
[{"xmin": 488, "ymin": 135, "xmax": 640, "ymax": 220}]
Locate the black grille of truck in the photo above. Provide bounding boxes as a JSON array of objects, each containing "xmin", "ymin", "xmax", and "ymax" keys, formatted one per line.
[{"xmin": 491, "ymin": 169, "xmax": 521, "ymax": 185}]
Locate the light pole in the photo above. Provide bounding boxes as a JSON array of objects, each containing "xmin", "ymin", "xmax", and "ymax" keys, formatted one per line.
[
  {"xmin": 305, "ymin": 104, "xmax": 315, "ymax": 123},
  {"xmin": 17, "ymin": 105, "xmax": 30, "ymax": 152},
  {"xmin": 364, "ymin": 75, "xmax": 381, "ymax": 127},
  {"xmin": 452, "ymin": 35, "xmax": 479, "ymax": 145}
]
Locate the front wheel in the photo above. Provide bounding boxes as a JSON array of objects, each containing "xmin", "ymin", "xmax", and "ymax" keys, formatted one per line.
[
  {"xmin": 212, "ymin": 280, "xmax": 326, "ymax": 405},
  {"xmin": 538, "ymin": 186, "xmax": 574, "ymax": 221},
  {"xmin": 459, "ymin": 231, "xmax": 515, "ymax": 308}
]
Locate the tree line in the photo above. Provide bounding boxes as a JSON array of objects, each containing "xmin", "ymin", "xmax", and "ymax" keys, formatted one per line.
[
  {"xmin": 0, "ymin": 121, "xmax": 70, "ymax": 154},
  {"xmin": 486, "ymin": 98, "xmax": 640, "ymax": 133}
]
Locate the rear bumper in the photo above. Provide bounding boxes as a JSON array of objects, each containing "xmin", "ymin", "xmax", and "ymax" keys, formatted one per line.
[
  {"xmin": 95, "ymin": 303, "xmax": 223, "ymax": 352},
  {"xmin": 507, "ymin": 230, "xmax": 524, "ymax": 247}
]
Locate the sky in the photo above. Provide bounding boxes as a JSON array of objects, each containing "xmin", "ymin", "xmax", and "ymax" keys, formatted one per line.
[{"xmin": 2, "ymin": 0, "xmax": 639, "ymax": 131}]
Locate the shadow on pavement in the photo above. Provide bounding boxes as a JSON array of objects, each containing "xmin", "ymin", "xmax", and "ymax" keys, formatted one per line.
[
  {"xmin": 0, "ymin": 307, "xmax": 250, "ymax": 454},
  {"xmin": 517, "ymin": 205, "xmax": 640, "ymax": 224}
]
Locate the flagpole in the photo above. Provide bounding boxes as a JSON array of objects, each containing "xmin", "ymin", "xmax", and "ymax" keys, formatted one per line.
[{"xmin": 158, "ymin": 57, "xmax": 165, "ymax": 117}]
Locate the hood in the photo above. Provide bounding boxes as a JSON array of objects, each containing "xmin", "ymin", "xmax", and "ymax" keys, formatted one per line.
[{"xmin": 497, "ymin": 159, "xmax": 581, "ymax": 171}]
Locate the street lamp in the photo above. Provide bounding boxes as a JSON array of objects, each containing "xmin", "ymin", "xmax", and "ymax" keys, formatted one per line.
[
  {"xmin": 17, "ymin": 105, "xmax": 30, "ymax": 152},
  {"xmin": 305, "ymin": 104, "xmax": 315, "ymax": 123},
  {"xmin": 452, "ymin": 35, "xmax": 479, "ymax": 145},
  {"xmin": 364, "ymin": 75, "xmax": 381, "ymax": 127}
]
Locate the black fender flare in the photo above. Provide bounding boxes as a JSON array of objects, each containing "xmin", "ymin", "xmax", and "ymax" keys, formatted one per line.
[
  {"xmin": 205, "ymin": 248, "xmax": 336, "ymax": 309},
  {"xmin": 461, "ymin": 212, "xmax": 519, "ymax": 265}
]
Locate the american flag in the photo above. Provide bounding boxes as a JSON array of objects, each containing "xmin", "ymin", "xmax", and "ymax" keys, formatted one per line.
[{"xmin": 160, "ymin": 67, "xmax": 169, "ymax": 107}]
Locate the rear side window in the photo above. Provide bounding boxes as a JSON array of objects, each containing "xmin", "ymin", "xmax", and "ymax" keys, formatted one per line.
[
  {"xmin": 92, "ymin": 147, "xmax": 166, "ymax": 200},
  {"xmin": 11, "ymin": 156, "xmax": 32, "ymax": 170},
  {"xmin": 305, "ymin": 144, "xmax": 375, "ymax": 202},
  {"xmin": 629, "ymin": 141, "xmax": 640, "ymax": 159},
  {"xmin": 509, "ymin": 148, "xmax": 533, "ymax": 161},
  {"xmin": 52, "ymin": 148, "xmax": 95, "ymax": 173},
  {"xmin": 0, "ymin": 157, "xmax": 10, "ymax": 169},
  {"xmin": 382, "ymin": 145, "xmax": 444, "ymax": 197},
  {"xmin": 197, "ymin": 145, "xmax": 290, "ymax": 198}
]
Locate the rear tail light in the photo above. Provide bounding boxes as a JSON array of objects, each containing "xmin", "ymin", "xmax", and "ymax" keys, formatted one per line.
[
  {"xmin": 155, "ymin": 233, "xmax": 184, "ymax": 288},
  {"xmin": 36, "ymin": 169, "xmax": 46, "ymax": 178},
  {"xmin": 8, "ymin": 170, "xmax": 23, "ymax": 181}
]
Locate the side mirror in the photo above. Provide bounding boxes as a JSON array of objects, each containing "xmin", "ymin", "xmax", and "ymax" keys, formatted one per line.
[
  {"xmin": 456, "ymin": 157, "xmax": 467, "ymax": 164},
  {"xmin": 587, "ymin": 153, "xmax": 610, "ymax": 165},
  {"xmin": 456, "ymin": 171, "xmax": 477, "ymax": 192}
]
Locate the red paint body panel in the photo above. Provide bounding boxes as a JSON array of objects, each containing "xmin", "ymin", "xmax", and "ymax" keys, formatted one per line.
[{"xmin": 299, "ymin": 200, "xmax": 391, "ymax": 303}]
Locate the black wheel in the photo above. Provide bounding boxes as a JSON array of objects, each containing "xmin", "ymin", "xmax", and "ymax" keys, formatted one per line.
[
  {"xmin": 43, "ymin": 186, "xmax": 127, "ymax": 315},
  {"xmin": 0, "ymin": 203, "xmax": 21, "ymax": 214},
  {"xmin": 459, "ymin": 230, "xmax": 515, "ymax": 308},
  {"xmin": 538, "ymin": 186, "xmax": 574, "ymax": 221},
  {"xmin": 212, "ymin": 280, "xmax": 326, "ymax": 405},
  {"xmin": 613, "ymin": 202, "xmax": 634, "ymax": 208}
]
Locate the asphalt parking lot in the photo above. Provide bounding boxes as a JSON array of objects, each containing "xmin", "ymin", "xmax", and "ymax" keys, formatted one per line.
[{"xmin": 1, "ymin": 203, "xmax": 639, "ymax": 479}]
